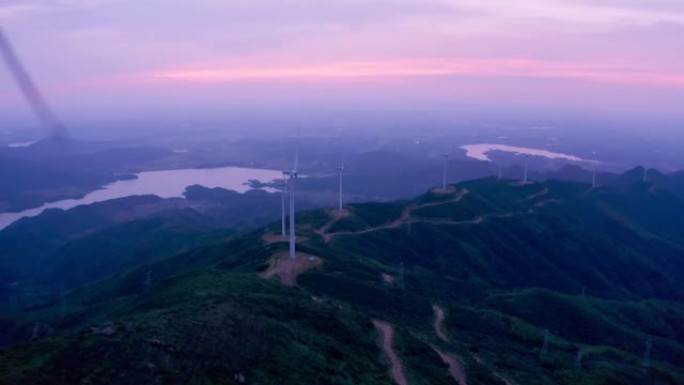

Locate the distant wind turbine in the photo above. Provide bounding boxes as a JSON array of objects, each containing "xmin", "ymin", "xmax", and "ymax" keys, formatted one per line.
[
  {"xmin": 592, "ymin": 169, "xmax": 597, "ymax": 188},
  {"xmin": 337, "ymin": 160, "xmax": 344, "ymax": 211},
  {"xmin": 498, "ymin": 165, "xmax": 503, "ymax": 180},
  {"xmin": 574, "ymin": 349, "xmax": 583, "ymax": 372},
  {"xmin": 283, "ymin": 149, "xmax": 299, "ymax": 258},
  {"xmin": 280, "ymin": 172, "xmax": 287, "ymax": 237},
  {"xmin": 541, "ymin": 329, "xmax": 550, "ymax": 357},
  {"xmin": 643, "ymin": 166, "xmax": 648, "ymax": 183},
  {"xmin": 523, "ymin": 161, "xmax": 529, "ymax": 183},
  {"xmin": 0, "ymin": 27, "xmax": 68, "ymax": 139},
  {"xmin": 442, "ymin": 153, "xmax": 449, "ymax": 190}
]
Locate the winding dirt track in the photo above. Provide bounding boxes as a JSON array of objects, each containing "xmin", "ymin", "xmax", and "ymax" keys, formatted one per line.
[
  {"xmin": 432, "ymin": 346, "xmax": 468, "ymax": 385},
  {"xmin": 474, "ymin": 355, "xmax": 515, "ymax": 385},
  {"xmin": 432, "ymin": 304, "xmax": 449, "ymax": 342},
  {"xmin": 320, "ymin": 189, "xmax": 470, "ymax": 242},
  {"xmin": 373, "ymin": 320, "xmax": 408, "ymax": 385},
  {"xmin": 315, "ymin": 187, "xmax": 561, "ymax": 242},
  {"xmin": 319, "ymin": 208, "xmax": 351, "ymax": 234},
  {"xmin": 520, "ymin": 187, "xmax": 549, "ymax": 202},
  {"xmin": 431, "ymin": 304, "xmax": 469, "ymax": 385}
]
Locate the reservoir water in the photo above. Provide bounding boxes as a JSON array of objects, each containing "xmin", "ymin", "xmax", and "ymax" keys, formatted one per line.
[
  {"xmin": 0, "ymin": 166, "xmax": 282, "ymax": 230},
  {"xmin": 461, "ymin": 143, "xmax": 588, "ymax": 162}
]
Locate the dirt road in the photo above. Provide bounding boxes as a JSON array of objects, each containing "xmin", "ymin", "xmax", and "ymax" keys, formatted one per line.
[
  {"xmin": 432, "ymin": 304, "xmax": 449, "ymax": 342},
  {"xmin": 432, "ymin": 346, "xmax": 468, "ymax": 385},
  {"xmin": 373, "ymin": 320, "xmax": 408, "ymax": 385}
]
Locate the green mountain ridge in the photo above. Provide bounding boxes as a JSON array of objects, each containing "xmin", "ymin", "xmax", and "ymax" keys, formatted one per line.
[{"xmin": 1, "ymin": 176, "xmax": 684, "ymax": 384}]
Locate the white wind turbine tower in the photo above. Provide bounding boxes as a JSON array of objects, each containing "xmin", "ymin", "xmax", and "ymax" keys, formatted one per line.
[
  {"xmin": 523, "ymin": 161, "xmax": 529, "ymax": 183},
  {"xmin": 280, "ymin": 172, "xmax": 287, "ymax": 237},
  {"xmin": 337, "ymin": 160, "xmax": 345, "ymax": 211},
  {"xmin": 643, "ymin": 165, "xmax": 649, "ymax": 182},
  {"xmin": 283, "ymin": 150, "xmax": 299, "ymax": 258},
  {"xmin": 442, "ymin": 153, "xmax": 449, "ymax": 190},
  {"xmin": 592, "ymin": 168, "xmax": 597, "ymax": 188}
]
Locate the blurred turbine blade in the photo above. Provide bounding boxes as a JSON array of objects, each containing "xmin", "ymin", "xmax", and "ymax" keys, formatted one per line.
[{"xmin": 0, "ymin": 27, "xmax": 68, "ymax": 139}]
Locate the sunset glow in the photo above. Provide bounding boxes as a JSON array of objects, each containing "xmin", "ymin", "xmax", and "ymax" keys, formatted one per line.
[
  {"xmin": 152, "ymin": 58, "xmax": 684, "ymax": 87},
  {"xmin": 1, "ymin": 0, "xmax": 683, "ymax": 118}
]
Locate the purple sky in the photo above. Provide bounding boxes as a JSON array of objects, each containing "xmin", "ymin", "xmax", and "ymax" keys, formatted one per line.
[{"xmin": 1, "ymin": 0, "xmax": 683, "ymax": 127}]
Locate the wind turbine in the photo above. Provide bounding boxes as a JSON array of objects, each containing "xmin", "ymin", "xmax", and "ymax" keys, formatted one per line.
[
  {"xmin": 442, "ymin": 153, "xmax": 449, "ymax": 190},
  {"xmin": 280, "ymin": 172, "xmax": 287, "ymax": 237},
  {"xmin": 497, "ymin": 165, "xmax": 503, "ymax": 180},
  {"xmin": 643, "ymin": 165, "xmax": 648, "ymax": 182},
  {"xmin": 523, "ymin": 161, "xmax": 529, "ymax": 183},
  {"xmin": 592, "ymin": 168, "xmax": 597, "ymax": 188},
  {"xmin": 283, "ymin": 150, "xmax": 299, "ymax": 258},
  {"xmin": 337, "ymin": 160, "xmax": 344, "ymax": 211}
]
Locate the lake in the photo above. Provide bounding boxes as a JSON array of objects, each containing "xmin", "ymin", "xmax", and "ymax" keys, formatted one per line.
[
  {"xmin": 0, "ymin": 166, "xmax": 282, "ymax": 230},
  {"xmin": 461, "ymin": 143, "xmax": 588, "ymax": 162}
]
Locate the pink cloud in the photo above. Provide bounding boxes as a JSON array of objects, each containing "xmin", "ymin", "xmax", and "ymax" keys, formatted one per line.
[{"xmin": 148, "ymin": 57, "xmax": 684, "ymax": 88}]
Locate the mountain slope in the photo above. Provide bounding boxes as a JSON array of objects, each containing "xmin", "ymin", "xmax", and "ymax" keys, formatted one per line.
[{"xmin": 1, "ymin": 177, "xmax": 684, "ymax": 385}]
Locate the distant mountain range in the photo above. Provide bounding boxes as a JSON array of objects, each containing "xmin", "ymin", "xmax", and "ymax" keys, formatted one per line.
[
  {"xmin": 4, "ymin": 135, "xmax": 684, "ymax": 217},
  {"xmin": 1, "ymin": 171, "xmax": 683, "ymax": 384}
]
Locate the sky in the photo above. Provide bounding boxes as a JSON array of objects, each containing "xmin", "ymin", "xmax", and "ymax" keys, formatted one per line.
[{"xmin": 0, "ymin": 0, "xmax": 683, "ymax": 128}]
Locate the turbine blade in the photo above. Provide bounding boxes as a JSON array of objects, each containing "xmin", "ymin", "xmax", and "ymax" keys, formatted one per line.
[{"xmin": 0, "ymin": 27, "xmax": 68, "ymax": 139}]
